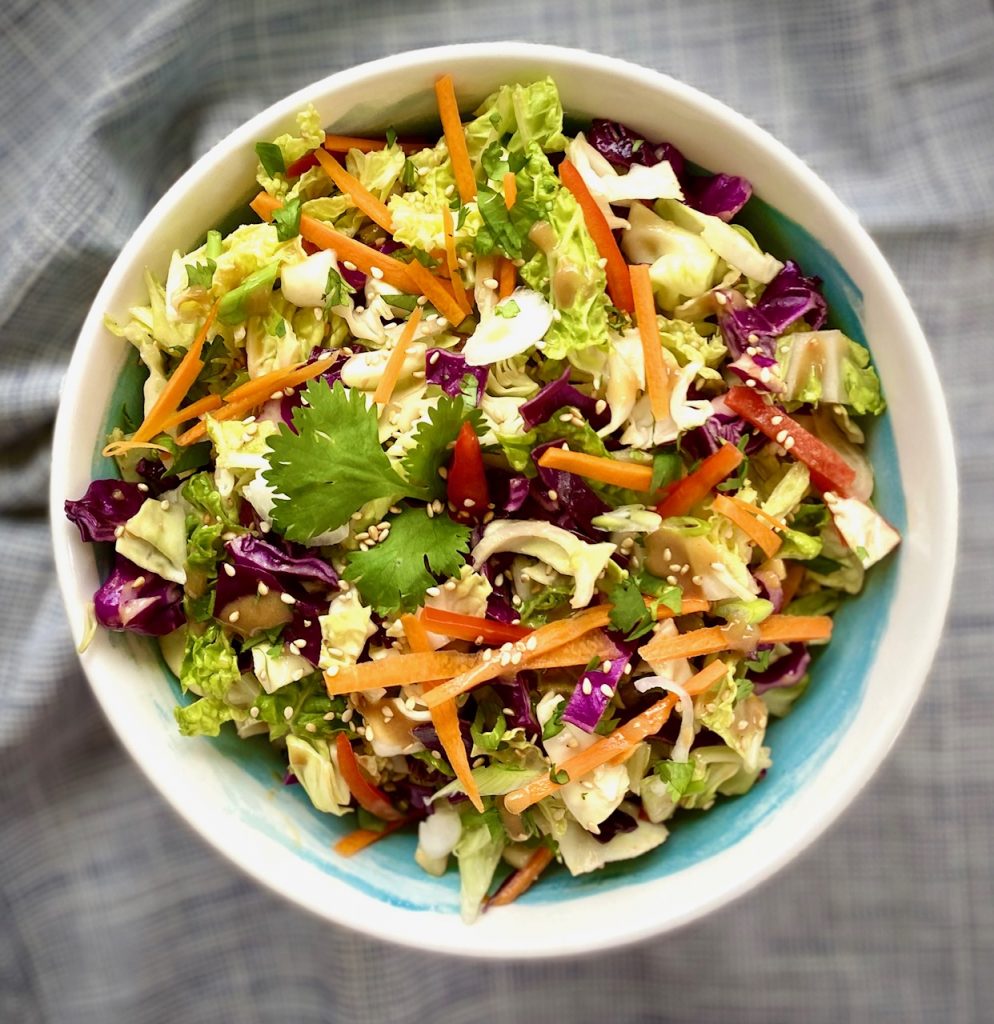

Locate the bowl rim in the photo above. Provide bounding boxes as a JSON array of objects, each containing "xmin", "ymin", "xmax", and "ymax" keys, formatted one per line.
[{"xmin": 50, "ymin": 41, "xmax": 958, "ymax": 958}]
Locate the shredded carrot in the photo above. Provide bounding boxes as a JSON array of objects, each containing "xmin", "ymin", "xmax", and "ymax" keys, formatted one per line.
[
  {"xmin": 712, "ymin": 493, "xmax": 782, "ymax": 559},
  {"xmin": 497, "ymin": 257, "xmax": 517, "ymax": 299},
  {"xmin": 502, "ymin": 171, "xmax": 517, "ymax": 210},
  {"xmin": 420, "ymin": 607, "xmax": 532, "ymax": 645},
  {"xmin": 175, "ymin": 354, "xmax": 336, "ymax": 446},
  {"xmin": 404, "ymin": 256, "xmax": 468, "ymax": 327},
  {"xmin": 434, "ymin": 74, "xmax": 476, "ymax": 204},
  {"xmin": 222, "ymin": 354, "xmax": 336, "ymax": 407},
  {"xmin": 325, "ymin": 650, "xmax": 479, "ymax": 696},
  {"xmin": 503, "ymin": 660, "xmax": 730, "ymax": 815},
  {"xmin": 130, "ymin": 302, "xmax": 218, "ymax": 443},
  {"xmin": 401, "ymin": 613, "xmax": 484, "ymax": 813},
  {"xmin": 630, "ymin": 263, "xmax": 670, "ymax": 421},
  {"xmin": 727, "ymin": 496, "xmax": 790, "ymax": 534},
  {"xmin": 638, "ymin": 614, "xmax": 833, "ymax": 664},
  {"xmin": 781, "ymin": 562, "xmax": 805, "ymax": 608},
  {"xmin": 156, "ymin": 394, "xmax": 224, "ymax": 432},
  {"xmin": 250, "ymin": 192, "xmax": 416, "ymax": 292},
  {"xmin": 313, "ymin": 149, "xmax": 395, "ymax": 234},
  {"xmin": 440, "ymin": 204, "xmax": 471, "ymax": 316},
  {"xmin": 537, "ymin": 447, "xmax": 653, "ymax": 492},
  {"xmin": 558, "ymin": 158, "xmax": 635, "ymax": 313},
  {"xmin": 323, "ymin": 134, "xmax": 428, "ymax": 155},
  {"xmin": 101, "ymin": 439, "xmax": 173, "ymax": 458},
  {"xmin": 655, "ymin": 443, "xmax": 744, "ymax": 518},
  {"xmin": 486, "ymin": 845, "xmax": 554, "ymax": 909},
  {"xmin": 371, "ymin": 307, "xmax": 423, "ymax": 406},
  {"xmin": 334, "ymin": 819, "xmax": 408, "ymax": 856}
]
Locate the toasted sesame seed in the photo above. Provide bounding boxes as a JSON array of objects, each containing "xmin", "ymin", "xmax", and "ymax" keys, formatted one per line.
[
  {"xmin": 510, "ymin": 651, "xmax": 522, "ymax": 665},
  {"xmin": 746, "ymin": 345, "xmax": 758, "ymax": 357},
  {"xmin": 525, "ymin": 636, "xmax": 538, "ymax": 651},
  {"xmin": 259, "ymin": 522, "xmax": 271, "ymax": 534},
  {"xmin": 770, "ymin": 415, "xmax": 783, "ymax": 426},
  {"xmin": 250, "ymin": 706, "xmax": 260, "ymax": 718},
  {"xmin": 370, "ymin": 266, "xmax": 384, "ymax": 280},
  {"xmin": 279, "ymin": 592, "xmax": 296, "ymax": 605},
  {"xmin": 338, "ymin": 580, "xmax": 351, "ymax": 592},
  {"xmin": 594, "ymin": 399, "xmax": 607, "ymax": 415},
  {"xmin": 715, "ymin": 292, "xmax": 727, "ymax": 306},
  {"xmin": 137, "ymin": 483, "xmax": 149, "ymax": 493},
  {"xmin": 343, "ymin": 260, "xmax": 357, "ymax": 271},
  {"xmin": 581, "ymin": 678, "xmax": 592, "ymax": 695},
  {"xmin": 472, "ymin": 757, "xmax": 485, "ymax": 769},
  {"xmin": 341, "ymin": 707, "xmax": 353, "ymax": 722},
  {"xmin": 426, "ymin": 586, "xmax": 441, "ymax": 597},
  {"xmin": 426, "ymin": 312, "xmax": 439, "ymax": 323},
  {"xmin": 547, "ymin": 489, "xmax": 559, "ymax": 502},
  {"xmin": 596, "ymin": 257, "xmax": 608, "ymax": 270},
  {"xmin": 775, "ymin": 429, "xmax": 789, "ymax": 445},
  {"xmin": 463, "ymin": 498, "xmax": 475, "ymax": 509},
  {"xmin": 483, "ymin": 277, "xmax": 499, "ymax": 290},
  {"xmin": 552, "ymin": 310, "xmax": 562, "ymax": 322},
  {"xmin": 692, "ymin": 574, "xmax": 703, "ymax": 586},
  {"xmin": 746, "ymin": 379, "xmax": 757, "ymax": 388},
  {"xmin": 474, "ymin": 634, "xmax": 485, "ymax": 644},
  {"xmin": 669, "ymin": 562, "xmax": 682, "ymax": 572},
  {"xmin": 132, "ymin": 576, "xmax": 145, "ymax": 589},
  {"xmin": 499, "ymin": 652, "xmax": 512, "ymax": 667},
  {"xmin": 483, "ymin": 511, "xmax": 495, "ymax": 524},
  {"xmin": 784, "ymin": 436, "xmax": 796, "ymax": 451},
  {"xmin": 482, "ymin": 649, "xmax": 494, "ymax": 662},
  {"xmin": 601, "ymin": 660, "xmax": 613, "ymax": 673},
  {"xmin": 326, "ymin": 665, "xmax": 340, "ymax": 678},
  {"xmin": 283, "ymin": 706, "xmax": 294, "ymax": 720},
  {"xmin": 382, "ymin": 706, "xmax": 394, "ymax": 720},
  {"xmin": 113, "ymin": 525, "xmax": 124, "ymax": 539},
  {"xmin": 355, "ymin": 306, "xmax": 365, "ymax": 314},
  {"xmin": 511, "ymin": 595, "xmax": 522, "ymax": 607},
  {"xmin": 666, "ymin": 575, "xmax": 678, "ymax": 585},
  {"xmin": 416, "ymin": 295, "xmax": 428, "ymax": 306},
  {"xmin": 623, "ymin": 664, "xmax": 633, "ymax": 675},
  {"xmin": 663, "ymin": 548, "xmax": 672, "ymax": 561},
  {"xmin": 365, "ymin": 726, "xmax": 375, "ymax": 741},
  {"xmin": 426, "ymin": 504, "xmax": 435, "ymax": 518},
  {"xmin": 444, "ymin": 579, "xmax": 457, "ymax": 591},
  {"xmin": 599, "ymin": 683, "xmax": 614, "ymax": 698}
]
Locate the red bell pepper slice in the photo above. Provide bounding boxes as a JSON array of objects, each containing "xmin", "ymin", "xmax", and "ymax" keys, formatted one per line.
[
  {"xmin": 335, "ymin": 733, "xmax": 404, "ymax": 822},
  {"xmin": 446, "ymin": 421, "xmax": 490, "ymax": 518}
]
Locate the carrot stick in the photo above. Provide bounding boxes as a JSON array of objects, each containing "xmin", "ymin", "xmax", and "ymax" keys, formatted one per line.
[
  {"xmin": 131, "ymin": 302, "xmax": 218, "ymax": 443},
  {"xmin": 334, "ymin": 819, "xmax": 408, "ymax": 856},
  {"xmin": 712, "ymin": 493, "xmax": 782, "ymax": 559},
  {"xmin": 503, "ymin": 171, "xmax": 517, "ymax": 210},
  {"xmin": 325, "ymin": 650, "xmax": 480, "ymax": 696},
  {"xmin": 372, "ymin": 307, "xmax": 423, "ymax": 406},
  {"xmin": 537, "ymin": 447, "xmax": 653, "ymax": 491},
  {"xmin": 502, "ymin": 660, "xmax": 730, "ymax": 815},
  {"xmin": 314, "ymin": 149, "xmax": 395, "ymax": 234},
  {"xmin": 485, "ymin": 845, "xmax": 554, "ymax": 909},
  {"xmin": 558, "ymin": 158, "xmax": 635, "ymax": 314},
  {"xmin": 630, "ymin": 263, "xmax": 670, "ymax": 421},
  {"xmin": 728, "ymin": 496, "xmax": 790, "ymax": 533},
  {"xmin": 175, "ymin": 354, "xmax": 336, "ymax": 446},
  {"xmin": 498, "ymin": 257, "xmax": 517, "ymax": 299},
  {"xmin": 404, "ymin": 257, "xmax": 468, "ymax": 327},
  {"xmin": 435, "ymin": 74, "xmax": 476, "ymax": 204},
  {"xmin": 637, "ymin": 614, "xmax": 833, "ymax": 664},
  {"xmin": 402, "ymin": 614, "xmax": 483, "ymax": 814},
  {"xmin": 250, "ymin": 192, "xmax": 416, "ymax": 292},
  {"xmin": 419, "ymin": 607, "xmax": 532, "ymax": 645},
  {"xmin": 655, "ymin": 443, "xmax": 744, "ymax": 518},
  {"xmin": 156, "ymin": 393, "xmax": 224, "ymax": 432},
  {"xmin": 323, "ymin": 134, "xmax": 428, "ymax": 155},
  {"xmin": 440, "ymin": 204, "xmax": 471, "ymax": 316}
]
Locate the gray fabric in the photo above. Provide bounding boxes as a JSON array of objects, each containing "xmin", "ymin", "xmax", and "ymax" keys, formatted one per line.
[{"xmin": 2, "ymin": 1, "xmax": 992, "ymax": 1020}]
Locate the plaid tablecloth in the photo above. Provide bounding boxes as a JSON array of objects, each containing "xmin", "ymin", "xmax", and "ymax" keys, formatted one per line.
[{"xmin": 2, "ymin": 1, "xmax": 992, "ymax": 1021}]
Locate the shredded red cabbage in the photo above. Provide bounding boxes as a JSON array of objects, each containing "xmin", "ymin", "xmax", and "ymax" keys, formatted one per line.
[
  {"xmin": 520, "ymin": 369, "xmax": 609, "ymax": 430},
  {"xmin": 65, "ymin": 479, "xmax": 147, "ymax": 543},
  {"xmin": 93, "ymin": 555, "xmax": 185, "ymax": 636},
  {"xmin": 425, "ymin": 348, "xmax": 488, "ymax": 404}
]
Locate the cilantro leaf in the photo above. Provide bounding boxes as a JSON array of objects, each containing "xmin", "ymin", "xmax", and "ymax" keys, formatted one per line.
[
  {"xmin": 273, "ymin": 196, "xmax": 302, "ymax": 241},
  {"xmin": 324, "ymin": 267, "xmax": 354, "ymax": 309},
  {"xmin": 186, "ymin": 258, "xmax": 216, "ymax": 289},
  {"xmin": 264, "ymin": 380, "xmax": 414, "ymax": 541},
  {"xmin": 255, "ymin": 141, "xmax": 285, "ymax": 177},
  {"xmin": 400, "ymin": 396, "xmax": 483, "ymax": 500},
  {"xmin": 608, "ymin": 572, "xmax": 682, "ymax": 641},
  {"xmin": 344, "ymin": 507, "xmax": 471, "ymax": 615}
]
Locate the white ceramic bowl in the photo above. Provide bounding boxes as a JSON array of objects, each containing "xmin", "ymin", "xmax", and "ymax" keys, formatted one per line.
[{"xmin": 50, "ymin": 43, "xmax": 957, "ymax": 958}]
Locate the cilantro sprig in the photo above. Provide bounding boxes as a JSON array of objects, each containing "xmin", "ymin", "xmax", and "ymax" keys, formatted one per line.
[
  {"xmin": 608, "ymin": 572, "xmax": 682, "ymax": 641},
  {"xmin": 344, "ymin": 507, "xmax": 471, "ymax": 615},
  {"xmin": 264, "ymin": 381, "xmax": 479, "ymax": 542}
]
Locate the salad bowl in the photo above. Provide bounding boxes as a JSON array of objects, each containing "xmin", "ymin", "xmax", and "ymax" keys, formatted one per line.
[{"xmin": 50, "ymin": 42, "xmax": 956, "ymax": 957}]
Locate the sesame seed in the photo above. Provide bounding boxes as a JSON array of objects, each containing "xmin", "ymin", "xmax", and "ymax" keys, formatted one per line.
[
  {"xmin": 623, "ymin": 663, "xmax": 633, "ymax": 676},
  {"xmin": 444, "ymin": 579, "xmax": 457, "ymax": 591},
  {"xmin": 594, "ymin": 399, "xmax": 607, "ymax": 415},
  {"xmin": 382, "ymin": 706, "xmax": 394, "ymax": 720},
  {"xmin": 432, "ymin": 499, "xmax": 445, "ymax": 514},
  {"xmin": 326, "ymin": 665, "xmax": 339, "ymax": 677},
  {"xmin": 338, "ymin": 580, "xmax": 351, "ymax": 592},
  {"xmin": 226, "ymin": 609, "xmax": 241, "ymax": 624},
  {"xmin": 113, "ymin": 525, "xmax": 124, "ymax": 539},
  {"xmin": 483, "ymin": 277, "xmax": 499, "ymax": 290},
  {"xmin": 283, "ymin": 706, "xmax": 294, "ymax": 720},
  {"xmin": 494, "ymin": 573, "xmax": 505, "ymax": 587},
  {"xmin": 259, "ymin": 522, "xmax": 271, "ymax": 534},
  {"xmin": 132, "ymin": 576, "xmax": 145, "ymax": 589},
  {"xmin": 221, "ymin": 563, "xmax": 236, "ymax": 578},
  {"xmin": 510, "ymin": 651, "xmax": 522, "ymax": 665},
  {"xmin": 416, "ymin": 295, "xmax": 428, "ymax": 306},
  {"xmin": 463, "ymin": 498, "xmax": 475, "ymax": 509},
  {"xmin": 426, "ymin": 586, "xmax": 441, "ymax": 597},
  {"xmin": 355, "ymin": 306, "xmax": 365, "ymax": 315},
  {"xmin": 715, "ymin": 292, "xmax": 727, "ymax": 306},
  {"xmin": 279, "ymin": 593, "xmax": 296, "ymax": 605},
  {"xmin": 775, "ymin": 429, "xmax": 789, "ymax": 445},
  {"xmin": 784, "ymin": 436, "xmax": 796, "ymax": 451},
  {"xmin": 666, "ymin": 575, "xmax": 678, "ymax": 585},
  {"xmin": 525, "ymin": 636, "xmax": 538, "ymax": 651},
  {"xmin": 663, "ymin": 548, "xmax": 672, "ymax": 560},
  {"xmin": 582, "ymin": 678, "xmax": 592, "ymax": 695},
  {"xmin": 547, "ymin": 489, "xmax": 559, "ymax": 502},
  {"xmin": 370, "ymin": 266, "xmax": 384, "ymax": 280},
  {"xmin": 601, "ymin": 660, "xmax": 613, "ymax": 673},
  {"xmin": 746, "ymin": 379, "xmax": 757, "ymax": 388},
  {"xmin": 474, "ymin": 634, "xmax": 485, "ymax": 644},
  {"xmin": 472, "ymin": 757, "xmax": 485, "ymax": 769},
  {"xmin": 365, "ymin": 726, "xmax": 375, "ymax": 741},
  {"xmin": 426, "ymin": 504, "xmax": 434, "ymax": 518},
  {"xmin": 599, "ymin": 683, "xmax": 614, "ymax": 698},
  {"xmin": 483, "ymin": 511, "xmax": 495, "ymax": 524},
  {"xmin": 596, "ymin": 257, "xmax": 608, "ymax": 270},
  {"xmin": 692, "ymin": 574, "xmax": 703, "ymax": 586},
  {"xmin": 566, "ymin": 736, "xmax": 579, "ymax": 748},
  {"xmin": 250, "ymin": 706, "xmax": 260, "ymax": 718},
  {"xmin": 552, "ymin": 310, "xmax": 562, "ymax": 322},
  {"xmin": 499, "ymin": 652, "xmax": 512, "ymax": 667},
  {"xmin": 137, "ymin": 483, "xmax": 149, "ymax": 493},
  {"xmin": 341, "ymin": 707, "xmax": 353, "ymax": 722},
  {"xmin": 770, "ymin": 415, "xmax": 783, "ymax": 426},
  {"xmin": 368, "ymin": 526, "xmax": 380, "ymax": 542},
  {"xmin": 483, "ymin": 649, "xmax": 494, "ymax": 662},
  {"xmin": 558, "ymin": 412, "xmax": 573, "ymax": 423},
  {"xmin": 711, "ymin": 561, "xmax": 724, "ymax": 570},
  {"xmin": 746, "ymin": 345, "xmax": 758, "ymax": 357},
  {"xmin": 426, "ymin": 312, "xmax": 439, "ymax": 323},
  {"xmin": 511, "ymin": 595, "xmax": 522, "ymax": 607},
  {"xmin": 343, "ymin": 260, "xmax": 357, "ymax": 271},
  {"xmin": 669, "ymin": 562, "xmax": 682, "ymax": 572}
]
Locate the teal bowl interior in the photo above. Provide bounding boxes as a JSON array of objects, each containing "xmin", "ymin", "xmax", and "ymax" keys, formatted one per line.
[{"xmin": 90, "ymin": 186, "xmax": 905, "ymax": 915}]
